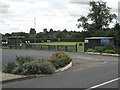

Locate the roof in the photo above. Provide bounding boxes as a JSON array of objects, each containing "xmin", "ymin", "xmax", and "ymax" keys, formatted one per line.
[
  {"xmin": 8, "ymin": 36, "xmax": 25, "ymax": 39},
  {"xmin": 85, "ymin": 37, "xmax": 114, "ymax": 40}
]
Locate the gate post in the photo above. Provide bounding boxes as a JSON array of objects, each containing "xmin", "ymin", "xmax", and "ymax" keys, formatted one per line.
[{"xmin": 76, "ymin": 44, "xmax": 77, "ymax": 52}]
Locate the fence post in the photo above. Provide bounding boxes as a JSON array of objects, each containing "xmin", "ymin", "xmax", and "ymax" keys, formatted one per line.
[
  {"xmin": 41, "ymin": 45, "xmax": 42, "ymax": 50},
  {"xmin": 76, "ymin": 44, "xmax": 77, "ymax": 52},
  {"xmin": 66, "ymin": 46, "xmax": 68, "ymax": 51},
  {"xmin": 55, "ymin": 45, "xmax": 58, "ymax": 51},
  {"xmin": 48, "ymin": 45, "xmax": 50, "ymax": 50}
]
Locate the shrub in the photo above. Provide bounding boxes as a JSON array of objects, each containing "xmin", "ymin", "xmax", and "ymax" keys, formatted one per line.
[
  {"xmin": 16, "ymin": 56, "xmax": 34, "ymax": 67},
  {"xmin": 93, "ymin": 50, "xmax": 98, "ymax": 52},
  {"xmin": 2, "ymin": 62, "xmax": 16, "ymax": 73},
  {"xmin": 48, "ymin": 57, "xmax": 60, "ymax": 69},
  {"xmin": 48, "ymin": 51, "xmax": 72, "ymax": 69},
  {"xmin": 87, "ymin": 48, "xmax": 94, "ymax": 52},
  {"xmin": 105, "ymin": 43, "xmax": 115, "ymax": 50},
  {"xmin": 11, "ymin": 66, "xmax": 23, "ymax": 74},
  {"xmin": 21, "ymin": 59, "xmax": 55, "ymax": 75},
  {"xmin": 104, "ymin": 50, "xmax": 116, "ymax": 54},
  {"xmin": 95, "ymin": 46, "xmax": 106, "ymax": 53},
  {"xmin": 3, "ymin": 56, "xmax": 55, "ymax": 75}
]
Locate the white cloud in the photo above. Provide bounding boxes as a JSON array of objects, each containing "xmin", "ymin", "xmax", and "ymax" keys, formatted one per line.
[{"xmin": 0, "ymin": 0, "xmax": 119, "ymax": 34}]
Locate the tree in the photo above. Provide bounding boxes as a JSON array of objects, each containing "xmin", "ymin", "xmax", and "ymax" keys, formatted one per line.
[
  {"xmin": 4, "ymin": 33, "xmax": 12, "ymax": 36},
  {"xmin": 11, "ymin": 32, "xmax": 29, "ymax": 38},
  {"xmin": 29, "ymin": 28, "xmax": 36, "ymax": 34},
  {"xmin": 56, "ymin": 31, "xmax": 66, "ymax": 39},
  {"xmin": 77, "ymin": 1, "xmax": 117, "ymax": 31},
  {"xmin": 62, "ymin": 29, "xmax": 68, "ymax": 33},
  {"xmin": 113, "ymin": 23, "xmax": 120, "ymax": 48},
  {"xmin": 29, "ymin": 28, "xmax": 36, "ymax": 43},
  {"xmin": 49, "ymin": 28, "xmax": 54, "ymax": 33}
]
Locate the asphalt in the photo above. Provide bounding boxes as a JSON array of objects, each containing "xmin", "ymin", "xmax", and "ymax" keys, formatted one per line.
[{"xmin": 2, "ymin": 49, "xmax": 119, "ymax": 89}]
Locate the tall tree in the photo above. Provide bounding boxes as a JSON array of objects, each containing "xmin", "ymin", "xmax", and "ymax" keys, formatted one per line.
[
  {"xmin": 30, "ymin": 28, "xmax": 36, "ymax": 34},
  {"xmin": 77, "ymin": 1, "xmax": 117, "ymax": 31}
]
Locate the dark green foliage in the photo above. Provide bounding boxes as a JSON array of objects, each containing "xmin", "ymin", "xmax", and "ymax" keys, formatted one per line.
[
  {"xmin": 87, "ymin": 48, "xmax": 94, "ymax": 52},
  {"xmin": 3, "ymin": 56, "xmax": 55, "ymax": 75},
  {"xmin": 104, "ymin": 50, "xmax": 116, "ymax": 54},
  {"xmin": 16, "ymin": 56, "xmax": 34, "ymax": 67},
  {"xmin": 77, "ymin": 1, "xmax": 116, "ymax": 31},
  {"xmin": 2, "ymin": 62, "xmax": 16, "ymax": 73},
  {"xmin": 93, "ymin": 30, "xmax": 106, "ymax": 37},
  {"xmin": 11, "ymin": 66, "xmax": 23, "ymax": 74},
  {"xmin": 105, "ymin": 43, "xmax": 115, "ymax": 50},
  {"xmin": 48, "ymin": 57, "xmax": 60, "ymax": 69},
  {"xmin": 48, "ymin": 52, "xmax": 72, "ymax": 69},
  {"xmin": 21, "ymin": 59, "xmax": 55, "ymax": 75},
  {"xmin": 30, "ymin": 28, "xmax": 36, "ymax": 34},
  {"xmin": 95, "ymin": 46, "xmax": 106, "ymax": 53}
]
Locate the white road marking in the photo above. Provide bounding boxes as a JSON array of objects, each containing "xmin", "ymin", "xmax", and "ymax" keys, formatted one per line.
[{"xmin": 86, "ymin": 77, "xmax": 120, "ymax": 90}]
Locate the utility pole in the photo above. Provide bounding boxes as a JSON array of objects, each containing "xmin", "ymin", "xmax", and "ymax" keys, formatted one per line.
[{"xmin": 34, "ymin": 17, "xmax": 36, "ymax": 43}]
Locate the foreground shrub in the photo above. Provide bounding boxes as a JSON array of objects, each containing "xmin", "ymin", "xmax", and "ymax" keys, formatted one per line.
[
  {"xmin": 48, "ymin": 51, "xmax": 72, "ymax": 69},
  {"xmin": 3, "ymin": 56, "xmax": 55, "ymax": 75},
  {"xmin": 2, "ymin": 62, "xmax": 16, "ymax": 73},
  {"xmin": 16, "ymin": 56, "xmax": 34, "ymax": 67},
  {"xmin": 21, "ymin": 59, "xmax": 55, "ymax": 75},
  {"xmin": 104, "ymin": 50, "xmax": 116, "ymax": 54},
  {"xmin": 95, "ymin": 46, "xmax": 106, "ymax": 53},
  {"xmin": 11, "ymin": 65, "xmax": 23, "ymax": 74}
]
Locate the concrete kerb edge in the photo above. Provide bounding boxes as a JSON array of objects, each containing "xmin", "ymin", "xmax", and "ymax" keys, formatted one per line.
[
  {"xmin": 55, "ymin": 62, "xmax": 73, "ymax": 72},
  {"xmin": 85, "ymin": 52, "xmax": 120, "ymax": 57},
  {"xmin": 2, "ymin": 62, "xmax": 73, "ymax": 84}
]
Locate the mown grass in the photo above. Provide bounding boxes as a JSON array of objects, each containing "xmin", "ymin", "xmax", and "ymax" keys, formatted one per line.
[{"xmin": 30, "ymin": 42, "xmax": 84, "ymax": 46}]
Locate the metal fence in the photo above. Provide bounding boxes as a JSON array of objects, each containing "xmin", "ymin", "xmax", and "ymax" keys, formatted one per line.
[
  {"xmin": 25, "ymin": 44, "xmax": 78, "ymax": 52},
  {"xmin": 3, "ymin": 44, "xmax": 78, "ymax": 52}
]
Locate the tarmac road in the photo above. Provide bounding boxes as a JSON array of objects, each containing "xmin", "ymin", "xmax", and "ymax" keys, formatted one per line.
[{"xmin": 2, "ymin": 49, "xmax": 119, "ymax": 89}]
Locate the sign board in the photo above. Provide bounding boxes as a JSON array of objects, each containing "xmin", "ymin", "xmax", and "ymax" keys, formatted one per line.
[
  {"xmin": 101, "ymin": 39, "xmax": 109, "ymax": 45},
  {"xmin": 84, "ymin": 40, "xmax": 89, "ymax": 43}
]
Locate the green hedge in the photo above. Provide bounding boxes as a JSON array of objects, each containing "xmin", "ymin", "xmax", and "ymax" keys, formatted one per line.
[
  {"xmin": 95, "ymin": 46, "xmax": 106, "ymax": 53},
  {"xmin": 104, "ymin": 50, "xmax": 116, "ymax": 54},
  {"xmin": 87, "ymin": 48, "xmax": 94, "ymax": 52},
  {"xmin": 87, "ymin": 46, "xmax": 116, "ymax": 54}
]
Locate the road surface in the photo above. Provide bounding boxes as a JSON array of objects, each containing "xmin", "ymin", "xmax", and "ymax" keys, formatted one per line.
[{"xmin": 2, "ymin": 49, "xmax": 119, "ymax": 89}]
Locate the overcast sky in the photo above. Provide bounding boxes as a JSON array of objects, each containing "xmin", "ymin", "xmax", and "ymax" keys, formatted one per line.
[{"xmin": 0, "ymin": 0, "xmax": 119, "ymax": 34}]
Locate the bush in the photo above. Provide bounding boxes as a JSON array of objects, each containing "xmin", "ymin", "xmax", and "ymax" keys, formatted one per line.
[
  {"xmin": 87, "ymin": 48, "xmax": 94, "ymax": 52},
  {"xmin": 48, "ymin": 51, "xmax": 72, "ymax": 69},
  {"xmin": 3, "ymin": 56, "xmax": 55, "ymax": 75},
  {"xmin": 16, "ymin": 56, "xmax": 34, "ymax": 67},
  {"xmin": 21, "ymin": 59, "xmax": 55, "ymax": 75},
  {"xmin": 105, "ymin": 43, "xmax": 115, "ymax": 50},
  {"xmin": 3, "ymin": 52, "xmax": 72, "ymax": 75},
  {"xmin": 11, "ymin": 66, "xmax": 23, "ymax": 74},
  {"xmin": 2, "ymin": 62, "xmax": 16, "ymax": 73},
  {"xmin": 104, "ymin": 50, "xmax": 116, "ymax": 54},
  {"xmin": 95, "ymin": 46, "xmax": 106, "ymax": 53}
]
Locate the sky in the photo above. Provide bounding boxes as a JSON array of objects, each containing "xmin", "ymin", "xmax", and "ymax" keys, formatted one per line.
[{"xmin": 0, "ymin": 0, "xmax": 119, "ymax": 34}]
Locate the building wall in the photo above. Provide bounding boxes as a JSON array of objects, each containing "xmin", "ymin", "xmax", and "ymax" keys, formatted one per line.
[
  {"xmin": 8, "ymin": 38, "xmax": 22, "ymax": 45},
  {"xmin": 84, "ymin": 39, "xmax": 101, "ymax": 52},
  {"xmin": 84, "ymin": 39, "xmax": 115, "ymax": 52}
]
